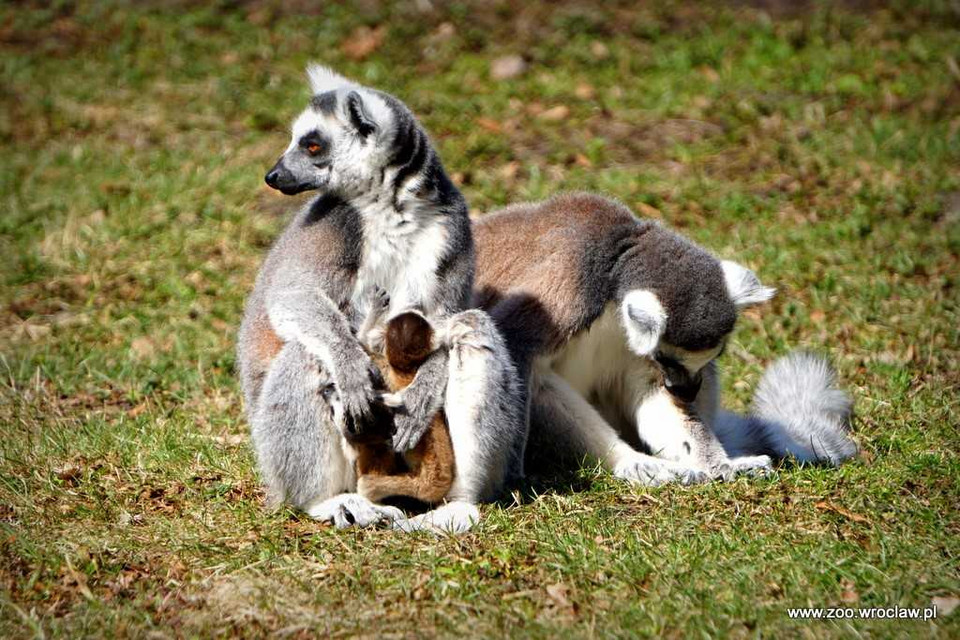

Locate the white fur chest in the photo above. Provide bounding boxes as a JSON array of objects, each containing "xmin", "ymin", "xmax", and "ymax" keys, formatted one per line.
[
  {"xmin": 349, "ymin": 198, "xmax": 448, "ymax": 318},
  {"xmin": 546, "ymin": 303, "xmax": 660, "ymax": 403}
]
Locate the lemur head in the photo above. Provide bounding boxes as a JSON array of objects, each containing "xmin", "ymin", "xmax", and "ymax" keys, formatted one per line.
[
  {"xmin": 265, "ymin": 65, "xmax": 451, "ymax": 205},
  {"xmin": 620, "ymin": 229, "xmax": 775, "ymax": 402},
  {"xmin": 384, "ymin": 311, "xmax": 435, "ymax": 373}
]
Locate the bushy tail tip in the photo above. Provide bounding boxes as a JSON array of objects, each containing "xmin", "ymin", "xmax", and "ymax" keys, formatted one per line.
[{"xmin": 715, "ymin": 352, "xmax": 857, "ymax": 466}]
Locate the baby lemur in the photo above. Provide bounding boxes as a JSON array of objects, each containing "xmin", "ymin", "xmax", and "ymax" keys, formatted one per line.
[{"xmin": 342, "ymin": 293, "xmax": 455, "ymax": 505}]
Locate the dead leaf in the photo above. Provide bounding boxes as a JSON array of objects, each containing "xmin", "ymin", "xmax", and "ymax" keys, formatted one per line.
[
  {"xmin": 476, "ymin": 117, "xmax": 503, "ymax": 133},
  {"xmin": 932, "ymin": 595, "xmax": 959, "ymax": 616},
  {"xmin": 810, "ymin": 310, "xmax": 826, "ymax": 324},
  {"xmin": 130, "ymin": 336, "xmax": 155, "ymax": 359},
  {"xmin": 815, "ymin": 501, "xmax": 871, "ymax": 524},
  {"xmin": 341, "ymin": 25, "xmax": 386, "ymax": 61},
  {"xmin": 127, "ymin": 402, "xmax": 148, "ymax": 418},
  {"xmin": 699, "ymin": 66, "xmax": 720, "ymax": 82},
  {"xmin": 213, "ymin": 434, "xmax": 247, "ymax": 447},
  {"xmin": 538, "ymin": 105, "xmax": 570, "ymax": 121},
  {"xmin": 840, "ymin": 579, "xmax": 859, "ymax": 603},
  {"xmin": 433, "ymin": 22, "xmax": 456, "ymax": 40},
  {"xmin": 575, "ymin": 83, "xmax": 595, "ymax": 100},
  {"xmin": 590, "ymin": 41, "xmax": 609, "ymax": 60},
  {"xmin": 499, "ymin": 161, "xmax": 520, "ymax": 180},
  {"xmin": 412, "ymin": 571, "xmax": 430, "ymax": 601},
  {"xmin": 546, "ymin": 583, "xmax": 571, "ymax": 608},
  {"xmin": 635, "ymin": 202, "xmax": 662, "ymax": 219},
  {"xmin": 490, "ymin": 55, "xmax": 526, "ymax": 80},
  {"xmin": 56, "ymin": 464, "xmax": 82, "ymax": 483}
]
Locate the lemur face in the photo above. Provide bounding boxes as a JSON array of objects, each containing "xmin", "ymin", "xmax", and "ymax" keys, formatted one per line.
[
  {"xmin": 654, "ymin": 341, "xmax": 725, "ymax": 403},
  {"xmin": 265, "ymin": 67, "xmax": 397, "ymax": 197},
  {"xmin": 622, "ymin": 260, "xmax": 775, "ymax": 403}
]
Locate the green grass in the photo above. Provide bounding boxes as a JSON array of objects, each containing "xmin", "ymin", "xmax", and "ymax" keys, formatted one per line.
[{"xmin": 1, "ymin": 0, "xmax": 958, "ymax": 637}]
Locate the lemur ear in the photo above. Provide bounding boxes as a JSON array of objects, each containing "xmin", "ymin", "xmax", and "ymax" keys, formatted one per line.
[
  {"xmin": 621, "ymin": 290, "xmax": 667, "ymax": 356},
  {"xmin": 721, "ymin": 260, "xmax": 776, "ymax": 310},
  {"xmin": 306, "ymin": 64, "xmax": 353, "ymax": 94},
  {"xmin": 345, "ymin": 91, "xmax": 377, "ymax": 138}
]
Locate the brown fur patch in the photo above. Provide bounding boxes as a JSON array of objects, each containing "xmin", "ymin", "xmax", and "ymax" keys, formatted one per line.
[{"xmin": 352, "ymin": 314, "xmax": 455, "ymax": 505}]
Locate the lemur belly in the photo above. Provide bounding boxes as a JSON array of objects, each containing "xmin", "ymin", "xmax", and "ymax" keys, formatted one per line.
[{"xmin": 351, "ymin": 206, "xmax": 449, "ymax": 318}]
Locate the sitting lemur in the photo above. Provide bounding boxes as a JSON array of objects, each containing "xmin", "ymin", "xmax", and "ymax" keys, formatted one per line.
[{"xmin": 239, "ymin": 66, "xmax": 526, "ymax": 532}]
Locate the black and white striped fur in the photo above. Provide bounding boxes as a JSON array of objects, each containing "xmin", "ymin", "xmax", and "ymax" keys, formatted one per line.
[{"xmin": 239, "ymin": 66, "xmax": 524, "ymax": 532}]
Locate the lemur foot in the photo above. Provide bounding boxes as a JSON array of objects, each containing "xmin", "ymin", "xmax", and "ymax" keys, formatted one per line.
[
  {"xmin": 393, "ymin": 502, "xmax": 480, "ymax": 535},
  {"xmin": 613, "ymin": 452, "xmax": 709, "ymax": 487},
  {"xmin": 445, "ymin": 310, "xmax": 490, "ymax": 350},
  {"xmin": 714, "ymin": 455, "xmax": 774, "ymax": 481},
  {"xmin": 306, "ymin": 493, "xmax": 404, "ymax": 529}
]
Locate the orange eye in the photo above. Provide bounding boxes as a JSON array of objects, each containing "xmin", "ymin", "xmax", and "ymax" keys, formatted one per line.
[{"xmin": 307, "ymin": 143, "xmax": 322, "ymax": 155}]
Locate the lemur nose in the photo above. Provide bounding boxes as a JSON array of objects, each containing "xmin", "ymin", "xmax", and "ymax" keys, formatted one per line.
[{"xmin": 264, "ymin": 170, "xmax": 281, "ymax": 188}]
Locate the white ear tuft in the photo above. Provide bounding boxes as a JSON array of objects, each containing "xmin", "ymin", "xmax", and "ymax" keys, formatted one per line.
[
  {"xmin": 307, "ymin": 64, "xmax": 355, "ymax": 95},
  {"xmin": 621, "ymin": 290, "xmax": 667, "ymax": 356},
  {"xmin": 721, "ymin": 260, "xmax": 776, "ymax": 310}
]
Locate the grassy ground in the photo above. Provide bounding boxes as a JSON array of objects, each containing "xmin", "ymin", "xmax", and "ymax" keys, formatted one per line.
[{"xmin": 1, "ymin": 0, "xmax": 958, "ymax": 637}]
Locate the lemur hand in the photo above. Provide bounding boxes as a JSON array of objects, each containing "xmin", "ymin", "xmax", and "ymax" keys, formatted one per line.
[
  {"xmin": 390, "ymin": 406, "xmax": 433, "ymax": 452},
  {"xmin": 337, "ymin": 356, "xmax": 383, "ymax": 438}
]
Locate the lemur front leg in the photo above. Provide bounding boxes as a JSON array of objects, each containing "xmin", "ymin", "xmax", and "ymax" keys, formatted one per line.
[
  {"xmin": 389, "ymin": 348, "xmax": 449, "ymax": 452},
  {"xmin": 266, "ymin": 286, "xmax": 379, "ymax": 435},
  {"xmin": 630, "ymin": 375, "xmax": 772, "ymax": 481}
]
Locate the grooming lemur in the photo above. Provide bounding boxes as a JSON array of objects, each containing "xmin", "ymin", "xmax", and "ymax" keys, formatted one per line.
[
  {"xmin": 473, "ymin": 193, "xmax": 857, "ymax": 485},
  {"xmin": 238, "ymin": 66, "xmax": 526, "ymax": 531}
]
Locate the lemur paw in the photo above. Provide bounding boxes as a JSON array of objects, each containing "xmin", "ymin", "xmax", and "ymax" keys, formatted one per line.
[
  {"xmin": 613, "ymin": 453, "xmax": 709, "ymax": 487},
  {"xmin": 391, "ymin": 412, "xmax": 431, "ymax": 453},
  {"xmin": 305, "ymin": 493, "xmax": 405, "ymax": 529},
  {"xmin": 714, "ymin": 455, "xmax": 774, "ymax": 481},
  {"xmin": 336, "ymin": 361, "xmax": 383, "ymax": 438},
  {"xmin": 394, "ymin": 502, "xmax": 480, "ymax": 535},
  {"xmin": 371, "ymin": 286, "xmax": 390, "ymax": 311},
  {"xmin": 445, "ymin": 311, "xmax": 490, "ymax": 350}
]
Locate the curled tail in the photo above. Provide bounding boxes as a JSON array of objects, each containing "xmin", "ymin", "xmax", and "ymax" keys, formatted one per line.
[{"xmin": 714, "ymin": 352, "xmax": 857, "ymax": 466}]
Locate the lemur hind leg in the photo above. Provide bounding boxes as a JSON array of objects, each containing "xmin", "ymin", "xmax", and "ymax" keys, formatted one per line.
[{"xmin": 250, "ymin": 341, "xmax": 402, "ymax": 527}]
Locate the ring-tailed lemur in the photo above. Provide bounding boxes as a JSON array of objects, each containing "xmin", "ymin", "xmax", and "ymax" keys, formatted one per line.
[
  {"xmin": 472, "ymin": 193, "xmax": 857, "ymax": 485},
  {"xmin": 238, "ymin": 66, "xmax": 526, "ymax": 532}
]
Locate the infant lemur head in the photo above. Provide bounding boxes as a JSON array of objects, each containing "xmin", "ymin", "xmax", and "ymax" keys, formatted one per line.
[
  {"xmin": 264, "ymin": 64, "xmax": 458, "ymax": 207},
  {"xmin": 619, "ymin": 224, "xmax": 776, "ymax": 401},
  {"xmin": 385, "ymin": 312, "xmax": 435, "ymax": 373}
]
